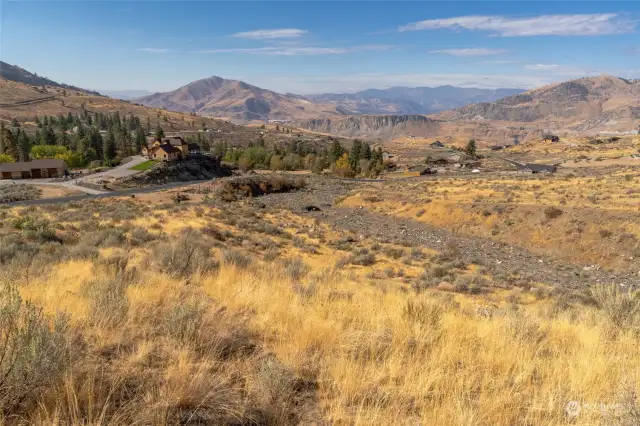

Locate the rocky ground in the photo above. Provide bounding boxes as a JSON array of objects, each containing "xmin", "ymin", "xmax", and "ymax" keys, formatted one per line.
[{"xmin": 256, "ymin": 176, "xmax": 640, "ymax": 290}]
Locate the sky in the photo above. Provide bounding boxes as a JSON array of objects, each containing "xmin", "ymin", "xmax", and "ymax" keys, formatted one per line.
[{"xmin": 1, "ymin": 0, "xmax": 639, "ymax": 94}]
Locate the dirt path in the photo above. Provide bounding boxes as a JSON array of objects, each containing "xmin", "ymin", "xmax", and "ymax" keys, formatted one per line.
[
  {"xmin": 257, "ymin": 177, "xmax": 639, "ymax": 289},
  {"xmin": 320, "ymin": 207, "xmax": 639, "ymax": 289}
]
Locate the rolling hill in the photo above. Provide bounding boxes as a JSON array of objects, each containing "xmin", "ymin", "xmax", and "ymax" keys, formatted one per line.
[
  {"xmin": 434, "ymin": 76, "xmax": 640, "ymax": 134},
  {"xmin": 306, "ymin": 86, "xmax": 524, "ymax": 115},
  {"xmin": 0, "ymin": 61, "xmax": 100, "ymax": 95},
  {"xmin": 134, "ymin": 76, "xmax": 340, "ymax": 120},
  {"xmin": 297, "ymin": 76, "xmax": 640, "ymax": 141}
]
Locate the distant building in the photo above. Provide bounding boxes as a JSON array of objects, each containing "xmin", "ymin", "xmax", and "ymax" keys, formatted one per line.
[
  {"xmin": 0, "ymin": 159, "xmax": 67, "ymax": 180},
  {"xmin": 149, "ymin": 144, "xmax": 182, "ymax": 161},
  {"xmin": 142, "ymin": 136, "xmax": 189, "ymax": 158},
  {"xmin": 187, "ymin": 143, "xmax": 202, "ymax": 155}
]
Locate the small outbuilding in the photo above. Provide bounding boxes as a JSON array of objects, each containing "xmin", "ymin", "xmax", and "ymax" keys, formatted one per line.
[{"xmin": 0, "ymin": 159, "xmax": 68, "ymax": 180}]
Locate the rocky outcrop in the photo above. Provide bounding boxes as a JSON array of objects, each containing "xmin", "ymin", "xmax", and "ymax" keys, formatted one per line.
[{"xmin": 295, "ymin": 115, "xmax": 442, "ymax": 139}]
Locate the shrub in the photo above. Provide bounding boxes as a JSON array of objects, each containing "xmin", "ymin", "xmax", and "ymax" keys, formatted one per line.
[
  {"xmin": 349, "ymin": 252, "xmax": 376, "ymax": 266},
  {"xmin": 0, "ymin": 284, "xmax": 69, "ymax": 415},
  {"xmin": 83, "ymin": 277, "xmax": 129, "ymax": 327},
  {"xmin": 544, "ymin": 206, "xmax": 563, "ymax": 220},
  {"xmin": 280, "ymin": 258, "xmax": 310, "ymax": 281},
  {"xmin": 164, "ymin": 297, "xmax": 208, "ymax": 345},
  {"xmin": 0, "ymin": 184, "xmax": 42, "ymax": 203},
  {"xmin": 150, "ymin": 230, "xmax": 218, "ymax": 278},
  {"xmin": 590, "ymin": 284, "xmax": 640, "ymax": 329},
  {"xmin": 221, "ymin": 249, "xmax": 252, "ymax": 269}
]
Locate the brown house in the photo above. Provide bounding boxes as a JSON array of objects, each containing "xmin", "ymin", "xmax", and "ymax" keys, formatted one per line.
[
  {"xmin": 149, "ymin": 144, "xmax": 182, "ymax": 161},
  {"xmin": 0, "ymin": 159, "xmax": 68, "ymax": 180},
  {"xmin": 142, "ymin": 136, "xmax": 189, "ymax": 158}
]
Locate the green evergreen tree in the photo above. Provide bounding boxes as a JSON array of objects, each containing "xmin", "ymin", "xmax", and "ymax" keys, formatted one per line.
[
  {"xmin": 18, "ymin": 131, "xmax": 31, "ymax": 162},
  {"xmin": 3, "ymin": 128, "xmax": 18, "ymax": 161},
  {"xmin": 349, "ymin": 139, "xmax": 363, "ymax": 170},
  {"xmin": 465, "ymin": 139, "xmax": 477, "ymax": 157},
  {"xmin": 154, "ymin": 126, "xmax": 165, "ymax": 139},
  {"xmin": 0, "ymin": 122, "xmax": 4, "ymax": 154},
  {"xmin": 103, "ymin": 128, "xmax": 116, "ymax": 163},
  {"xmin": 362, "ymin": 142, "xmax": 372, "ymax": 160},
  {"xmin": 135, "ymin": 128, "xmax": 146, "ymax": 153}
]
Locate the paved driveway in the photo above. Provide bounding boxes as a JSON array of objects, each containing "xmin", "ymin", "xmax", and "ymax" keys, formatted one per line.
[{"xmin": 0, "ymin": 156, "xmax": 149, "ymax": 195}]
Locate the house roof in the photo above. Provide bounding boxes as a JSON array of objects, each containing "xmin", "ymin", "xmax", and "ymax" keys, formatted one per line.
[
  {"xmin": 0, "ymin": 159, "xmax": 66, "ymax": 172},
  {"xmin": 161, "ymin": 137, "xmax": 187, "ymax": 146},
  {"xmin": 151, "ymin": 144, "xmax": 181, "ymax": 154}
]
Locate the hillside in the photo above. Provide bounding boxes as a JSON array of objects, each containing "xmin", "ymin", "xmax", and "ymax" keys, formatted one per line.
[
  {"xmin": 306, "ymin": 86, "xmax": 524, "ymax": 115},
  {"xmin": 435, "ymin": 76, "xmax": 640, "ymax": 134},
  {"xmin": 135, "ymin": 76, "xmax": 340, "ymax": 120},
  {"xmin": 295, "ymin": 115, "xmax": 442, "ymax": 139},
  {"xmin": 0, "ymin": 61, "xmax": 100, "ymax": 95},
  {"xmin": 0, "ymin": 76, "xmax": 235, "ymax": 133}
]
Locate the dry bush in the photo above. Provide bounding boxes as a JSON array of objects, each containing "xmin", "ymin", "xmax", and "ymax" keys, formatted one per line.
[
  {"xmin": 0, "ymin": 184, "xmax": 42, "ymax": 203},
  {"xmin": 215, "ymin": 175, "xmax": 306, "ymax": 201},
  {"xmin": 543, "ymin": 206, "xmax": 564, "ymax": 219},
  {"xmin": 279, "ymin": 258, "xmax": 310, "ymax": 281},
  {"xmin": 591, "ymin": 284, "xmax": 640, "ymax": 329},
  {"xmin": 0, "ymin": 284, "xmax": 69, "ymax": 416},
  {"xmin": 149, "ymin": 230, "xmax": 218, "ymax": 278}
]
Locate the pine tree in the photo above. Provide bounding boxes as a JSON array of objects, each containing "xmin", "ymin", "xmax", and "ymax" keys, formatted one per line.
[
  {"xmin": 329, "ymin": 141, "xmax": 344, "ymax": 163},
  {"xmin": 362, "ymin": 142, "xmax": 372, "ymax": 160},
  {"xmin": 154, "ymin": 126, "xmax": 165, "ymax": 139},
  {"xmin": 103, "ymin": 128, "xmax": 116, "ymax": 163},
  {"xmin": 135, "ymin": 128, "xmax": 146, "ymax": 154},
  {"xmin": 18, "ymin": 131, "xmax": 31, "ymax": 162},
  {"xmin": 349, "ymin": 139, "xmax": 363, "ymax": 170},
  {"xmin": 0, "ymin": 122, "xmax": 4, "ymax": 154},
  {"xmin": 465, "ymin": 139, "xmax": 477, "ymax": 157},
  {"xmin": 3, "ymin": 128, "xmax": 18, "ymax": 161}
]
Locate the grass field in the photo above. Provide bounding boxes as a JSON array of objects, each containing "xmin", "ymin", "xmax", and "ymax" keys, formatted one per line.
[
  {"xmin": 129, "ymin": 159, "xmax": 159, "ymax": 171},
  {"xmin": 0, "ymin": 175, "xmax": 639, "ymax": 425}
]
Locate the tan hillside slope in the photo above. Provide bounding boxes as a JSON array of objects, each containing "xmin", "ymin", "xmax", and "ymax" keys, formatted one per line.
[
  {"xmin": 294, "ymin": 114, "xmax": 442, "ymax": 139},
  {"xmin": 434, "ymin": 76, "xmax": 640, "ymax": 134},
  {"xmin": 135, "ymin": 76, "xmax": 340, "ymax": 120},
  {"xmin": 0, "ymin": 76, "xmax": 234, "ymax": 132}
]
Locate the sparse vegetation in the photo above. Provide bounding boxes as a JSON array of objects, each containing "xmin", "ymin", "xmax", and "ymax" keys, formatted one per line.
[
  {"xmin": 0, "ymin": 184, "xmax": 42, "ymax": 203},
  {"xmin": 1, "ymin": 154, "xmax": 640, "ymax": 425}
]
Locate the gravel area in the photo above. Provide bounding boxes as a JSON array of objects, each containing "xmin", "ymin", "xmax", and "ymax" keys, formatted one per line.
[{"xmin": 258, "ymin": 175, "xmax": 640, "ymax": 289}]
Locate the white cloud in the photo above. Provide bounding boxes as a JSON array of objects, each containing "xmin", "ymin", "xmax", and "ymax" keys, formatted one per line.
[
  {"xmin": 137, "ymin": 48, "xmax": 169, "ymax": 53},
  {"xmin": 399, "ymin": 14, "xmax": 636, "ymax": 36},
  {"xmin": 231, "ymin": 28, "xmax": 308, "ymax": 39},
  {"xmin": 199, "ymin": 45, "xmax": 392, "ymax": 56},
  {"xmin": 524, "ymin": 64, "xmax": 559, "ymax": 70},
  {"xmin": 430, "ymin": 48, "xmax": 507, "ymax": 56}
]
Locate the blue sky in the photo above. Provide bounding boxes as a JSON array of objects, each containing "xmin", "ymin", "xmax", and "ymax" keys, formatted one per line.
[{"xmin": 1, "ymin": 1, "xmax": 639, "ymax": 94}]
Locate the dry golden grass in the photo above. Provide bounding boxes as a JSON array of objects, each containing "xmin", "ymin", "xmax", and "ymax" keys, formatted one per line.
[
  {"xmin": 1, "ymin": 196, "xmax": 639, "ymax": 425},
  {"xmin": 344, "ymin": 169, "xmax": 640, "ymax": 270}
]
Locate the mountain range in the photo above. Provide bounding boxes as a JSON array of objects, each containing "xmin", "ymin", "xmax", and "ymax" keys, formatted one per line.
[
  {"xmin": 296, "ymin": 76, "xmax": 640, "ymax": 142},
  {"xmin": 0, "ymin": 60, "xmax": 638, "ymax": 143},
  {"xmin": 133, "ymin": 76, "xmax": 526, "ymax": 120},
  {"xmin": 134, "ymin": 76, "xmax": 339, "ymax": 120},
  {"xmin": 306, "ymin": 86, "xmax": 524, "ymax": 115}
]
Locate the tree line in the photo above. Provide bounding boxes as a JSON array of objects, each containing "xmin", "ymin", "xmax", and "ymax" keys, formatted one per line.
[
  {"xmin": 214, "ymin": 137, "xmax": 386, "ymax": 177},
  {"xmin": 1, "ymin": 113, "xmax": 387, "ymax": 177},
  {"xmin": 0, "ymin": 111, "xmax": 149, "ymax": 166}
]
